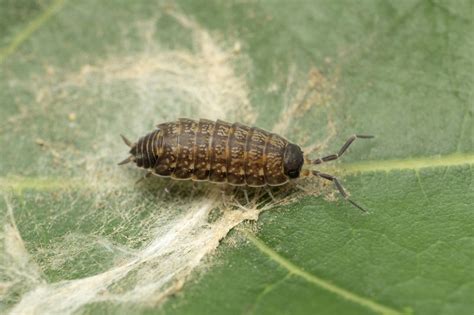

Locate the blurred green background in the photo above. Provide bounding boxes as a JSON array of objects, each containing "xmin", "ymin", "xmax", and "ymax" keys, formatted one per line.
[{"xmin": 0, "ymin": 1, "xmax": 472, "ymax": 314}]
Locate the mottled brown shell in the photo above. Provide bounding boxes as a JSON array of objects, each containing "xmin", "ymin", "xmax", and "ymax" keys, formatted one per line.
[{"xmin": 127, "ymin": 118, "xmax": 300, "ymax": 187}]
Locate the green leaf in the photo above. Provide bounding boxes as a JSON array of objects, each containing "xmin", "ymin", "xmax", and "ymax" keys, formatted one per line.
[{"xmin": 1, "ymin": 1, "xmax": 472, "ymax": 315}]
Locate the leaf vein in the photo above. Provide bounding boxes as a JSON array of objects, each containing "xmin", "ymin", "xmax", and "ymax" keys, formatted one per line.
[
  {"xmin": 247, "ymin": 273, "xmax": 292, "ymax": 315},
  {"xmin": 415, "ymin": 169, "xmax": 429, "ymax": 201},
  {"xmin": 0, "ymin": 0, "xmax": 67, "ymax": 64},
  {"xmin": 341, "ymin": 153, "xmax": 474, "ymax": 175},
  {"xmin": 244, "ymin": 231, "xmax": 404, "ymax": 315}
]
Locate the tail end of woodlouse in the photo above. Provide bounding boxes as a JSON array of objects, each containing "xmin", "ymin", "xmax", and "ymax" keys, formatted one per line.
[
  {"xmin": 118, "ymin": 156, "xmax": 134, "ymax": 165},
  {"xmin": 118, "ymin": 134, "xmax": 136, "ymax": 165},
  {"xmin": 120, "ymin": 134, "xmax": 133, "ymax": 147}
]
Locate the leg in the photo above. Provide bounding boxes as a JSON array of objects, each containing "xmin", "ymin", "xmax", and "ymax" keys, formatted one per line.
[
  {"xmin": 242, "ymin": 189, "xmax": 250, "ymax": 204},
  {"xmin": 313, "ymin": 171, "xmax": 368, "ymax": 213},
  {"xmin": 220, "ymin": 184, "xmax": 238, "ymax": 208},
  {"xmin": 189, "ymin": 181, "xmax": 198, "ymax": 198},
  {"xmin": 220, "ymin": 186, "xmax": 228, "ymax": 207},
  {"xmin": 135, "ymin": 170, "xmax": 152, "ymax": 184},
  {"xmin": 265, "ymin": 186, "xmax": 276, "ymax": 202},
  {"xmin": 312, "ymin": 134, "xmax": 374, "ymax": 165}
]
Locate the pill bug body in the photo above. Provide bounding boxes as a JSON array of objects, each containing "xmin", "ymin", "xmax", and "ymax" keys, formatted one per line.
[
  {"xmin": 121, "ymin": 118, "xmax": 303, "ymax": 187},
  {"xmin": 119, "ymin": 118, "xmax": 373, "ymax": 211}
]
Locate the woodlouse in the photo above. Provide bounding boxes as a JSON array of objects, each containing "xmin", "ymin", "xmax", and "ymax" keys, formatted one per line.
[{"xmin": 119, "ymin": 118, "xmax": 373, "ymax": 211}]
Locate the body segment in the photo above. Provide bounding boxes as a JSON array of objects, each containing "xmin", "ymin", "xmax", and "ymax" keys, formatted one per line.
[{"xmin": 125, "ymin": 118, "xmax": 296, "ymax": 187}]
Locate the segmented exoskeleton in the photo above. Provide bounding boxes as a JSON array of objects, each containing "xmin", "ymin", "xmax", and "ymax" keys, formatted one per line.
[{"xmin": 119, "ymin": 118, "xmax": 373, "ymax": 211}]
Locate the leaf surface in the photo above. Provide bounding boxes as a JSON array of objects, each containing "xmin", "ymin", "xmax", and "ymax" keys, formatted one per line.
[{"xmin": 0, "ymin": 1, "xmax": 472, "ymax": 314}]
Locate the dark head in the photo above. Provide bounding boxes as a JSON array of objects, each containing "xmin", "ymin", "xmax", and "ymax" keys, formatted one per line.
[{"xmin": 283, "ymin": 143, "xmax": 304, "ymax": 179}]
